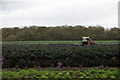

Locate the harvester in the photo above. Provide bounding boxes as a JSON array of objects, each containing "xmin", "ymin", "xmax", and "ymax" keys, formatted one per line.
[{"xmin": 82, "ymin": 37, "xmax": 95, "ymax": 45}]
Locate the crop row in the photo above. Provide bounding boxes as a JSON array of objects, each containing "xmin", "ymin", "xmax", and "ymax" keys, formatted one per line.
[
  {"xmin": 1, "ymin": 40, "xmax": 120, "ymax": 45},
  {"xmin": 2, "ymin": 68, "xmax": 119, "ymax": 79},
  {"xmin": 2, "ymin": 44, "xmax": 120, "ymax": 68}
]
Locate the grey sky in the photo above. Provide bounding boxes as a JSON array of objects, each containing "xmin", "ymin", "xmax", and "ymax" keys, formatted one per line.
[{"xmin": 0, "ymin": 0, "xmax": 119, "ymax": 28}]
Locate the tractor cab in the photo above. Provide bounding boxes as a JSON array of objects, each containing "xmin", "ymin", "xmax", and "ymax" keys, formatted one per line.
[{"xmin": 82, "ymin": 37, "xmax": 95, "ymax": 45}]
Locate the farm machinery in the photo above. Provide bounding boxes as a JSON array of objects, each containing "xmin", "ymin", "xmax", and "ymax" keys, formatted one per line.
[{"xmin": 82, "ymin": 37, "xmax": 95, "ymax": 45}]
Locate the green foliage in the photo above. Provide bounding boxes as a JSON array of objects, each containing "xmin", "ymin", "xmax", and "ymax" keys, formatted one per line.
[
  {"xmin": 2, "ymin": 41, "xmax": 120, "ymax": 68},
  {"xmin": 2, "ymin": 26, "xmax": 120, "ymax": 41},
  {"xmin": 1, "ymin": 40, "xmax": 120, "ymax": 45},
  {"xmin": 2, "ymin": 68, "xmax": 119, "ymax": 79}
]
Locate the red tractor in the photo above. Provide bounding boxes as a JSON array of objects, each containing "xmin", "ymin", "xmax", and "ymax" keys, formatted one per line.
[{"xmin": 82, "ymin": 37, "xmax": 95, "ymax": 45}]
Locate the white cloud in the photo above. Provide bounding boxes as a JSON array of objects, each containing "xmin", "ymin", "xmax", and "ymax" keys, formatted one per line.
[{"xmin": 0, "ymin": 0, "xmax": 119, "ymax": 28}]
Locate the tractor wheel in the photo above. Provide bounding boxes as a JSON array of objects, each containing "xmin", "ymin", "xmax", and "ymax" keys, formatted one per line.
[{"xmin": 82, "ymin": 42, "xmax": 88, "ymax": 45}]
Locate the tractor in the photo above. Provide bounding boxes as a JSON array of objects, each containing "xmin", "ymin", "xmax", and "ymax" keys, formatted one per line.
[{"xmin": 82, "ymin": 37, "xmax": 95, "ymax": 45}]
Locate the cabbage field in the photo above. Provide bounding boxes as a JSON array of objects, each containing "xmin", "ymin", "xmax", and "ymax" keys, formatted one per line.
[
  {"xmin": 2, "ymin": 67, "xmax": 120, "ymax": 79},
  {"xmin": 1, "ymin": 40, "xmax": 120, "ymax": 79}
]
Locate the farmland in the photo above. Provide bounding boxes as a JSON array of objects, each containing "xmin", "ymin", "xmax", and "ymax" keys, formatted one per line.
[
  {"xmin": 2, "ymin": 40, "xmax": 120, "ymax": 79},
  {"xmin": 1, "ymin": 40, "xmax": 120, "ymax": 45},
  {"xmin": 2, "ymin": 67, "xmax": 120, "ymax": 79}
]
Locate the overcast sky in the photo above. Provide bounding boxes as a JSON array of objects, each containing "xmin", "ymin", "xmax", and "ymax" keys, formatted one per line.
[{"xmin": 0, "ymin": 0, "xmax": 119, "ymax": 28}]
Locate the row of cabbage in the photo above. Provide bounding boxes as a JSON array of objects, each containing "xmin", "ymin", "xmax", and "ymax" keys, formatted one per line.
[
  {"xmin": 2, "ymin": 44, "xmax": 120, "ymax": 68},
  {"xmin": 2, "ymin": 68, "xmax": 119, "ymax": 79}
]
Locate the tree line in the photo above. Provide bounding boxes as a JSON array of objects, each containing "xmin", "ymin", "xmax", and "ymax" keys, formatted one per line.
[{"xmin": 1, "ymin": 25, "xmax": 120, "ymax": 41}]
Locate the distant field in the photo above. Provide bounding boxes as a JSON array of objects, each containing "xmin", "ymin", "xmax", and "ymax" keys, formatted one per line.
[{"xmin": 1, "ymin": 40, "xmax": 120, "ymax": 44}]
